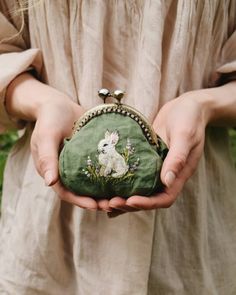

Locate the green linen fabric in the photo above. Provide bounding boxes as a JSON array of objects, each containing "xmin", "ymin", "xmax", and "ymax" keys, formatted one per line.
[{"xmin": 59, "ymin": 112, "xmax": 167, "ymax": 199}]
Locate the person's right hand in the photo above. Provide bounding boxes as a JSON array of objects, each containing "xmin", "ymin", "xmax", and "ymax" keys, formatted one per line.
[
  {"xmin": 6, "ymin": 73, "xmax": 101, "ymax": 211},
  {"xmin": 31, "ymin": 94, "xmax": 102, "ymax": 211}
]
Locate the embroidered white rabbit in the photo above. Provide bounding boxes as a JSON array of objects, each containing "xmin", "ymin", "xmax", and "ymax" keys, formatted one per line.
[{"xmin": 98, "ymin": 130, "xmax": 128, "ymax": 178}]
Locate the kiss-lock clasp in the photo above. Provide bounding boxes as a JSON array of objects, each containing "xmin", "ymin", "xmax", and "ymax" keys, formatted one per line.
[{"xmin": 98, "ymin": 88, "xmax": 125, "ymax": 104}]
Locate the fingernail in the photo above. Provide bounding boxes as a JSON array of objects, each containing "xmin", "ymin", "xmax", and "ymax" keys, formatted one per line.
[
  {"xmin": 44, "ymin": 171, "xmax": 54, "ymax": 186},
  {"xmin": 164, "ymin": 171, "xmax": 176, "ymax": 187}
]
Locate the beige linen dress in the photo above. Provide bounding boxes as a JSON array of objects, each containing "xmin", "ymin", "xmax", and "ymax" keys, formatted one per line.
[{"xmin": 1, "ymin": 1, "xmax": 236, "ymax": 294}]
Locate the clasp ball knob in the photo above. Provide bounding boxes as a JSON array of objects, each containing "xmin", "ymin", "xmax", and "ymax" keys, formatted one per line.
[
  {"xmin": 113, "ymin": 90, "xmax": 125, "ymax": 103},
  {"xmin": 98, "ymin": 88, "xmax": 111, "ymax": 102}
]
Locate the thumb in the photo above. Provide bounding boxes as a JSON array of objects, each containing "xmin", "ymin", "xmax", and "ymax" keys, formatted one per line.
[
  {"xmin": 160, "ymin": 135, "xmax": 191, "ymax": 188},
  {"xmin": 34, "ymin": 135, "xmax": 60, "ymax": 186}
]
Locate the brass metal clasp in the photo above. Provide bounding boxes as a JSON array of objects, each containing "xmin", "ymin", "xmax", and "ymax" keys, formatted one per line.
[{"xmin": 98, "ymin": 88, "xmax": 125, "ymax": 104}]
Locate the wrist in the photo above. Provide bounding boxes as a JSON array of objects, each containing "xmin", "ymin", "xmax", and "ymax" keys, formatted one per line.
[
  {"xmin": 6, "ymin": 72, "xmax": 82, "ymax": 122},
  {"xmin": 194, "ymin": 81, "xmax": 236, "ymax": 126},
  {"xmin": 191, "ymin": 89, "xmax": 216, "ymax": 125},
  {"xmin": 180, "ymin": 89, "xmax": 215, "ymax": 127},
  {"xmin": 6, "ymin": 72, "xmax": 48, "ymax": 121}
]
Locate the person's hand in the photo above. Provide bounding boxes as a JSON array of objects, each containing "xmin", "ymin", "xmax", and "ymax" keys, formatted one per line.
[
  {"xmin": 31, "ymin": 95, "xmax": 104, "ymax": 211},
  {"xmin": 6, "ymin": 73, "xmax": 102, "ymax": 211},
  {"xmin": 105, "ymin": 90, "xmax": 212, "ymax": 217}
]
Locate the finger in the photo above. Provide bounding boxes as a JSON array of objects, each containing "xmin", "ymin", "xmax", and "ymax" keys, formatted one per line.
[
  {"xmin": 127, "ymin": 173, "xmax": 184, "ymax": 209},
  {"xmin": 109, "ymin": 196, "xmax": 126, "ymax": 209},
  {"xmin": 32, "ymin": 132, "xmax": 61, "ymax": 186},
  {"xmin": 127, "ymin": 144, "xmax": 203, "ymax": 210},
  {"xmin": 53, "ymin": 181, "xmax": 98, "ymax": 210},
  {"xmin": 97, "ymin": 199, "xmax": 113, "ymax": 212},
  {"xmin": 160, "ymin": 133, "xmax": 193, "ymax": 188},
  {"xmin": 126, "ymin": 193, "xmax": 175, "ymax": 210},
  {"xmin": 109, "ymin": 196, "xmax": 140, "ymax": 212},
  {"xmin": 173, "ymin": 142, "xmax": 203, "ymax": 183}
]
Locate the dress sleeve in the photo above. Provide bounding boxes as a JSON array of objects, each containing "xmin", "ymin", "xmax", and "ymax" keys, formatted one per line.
[
  {"xmin": 0, "ymin": 3, "xmax": 42, "ymax": 133},
  {"xmin": 215, "ymin": 30, "xmax": 236, "ymax": 85}
]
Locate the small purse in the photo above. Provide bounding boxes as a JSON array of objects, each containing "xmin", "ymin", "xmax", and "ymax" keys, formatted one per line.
[{"xmin": 59, "ymin": 89, "xmax": 168, "ymax": 199}]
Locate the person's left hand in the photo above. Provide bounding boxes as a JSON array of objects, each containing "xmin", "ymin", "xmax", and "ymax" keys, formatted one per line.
[{"xmin": 101, "ymin": 90, "xmax": 212, "ymax": 217}]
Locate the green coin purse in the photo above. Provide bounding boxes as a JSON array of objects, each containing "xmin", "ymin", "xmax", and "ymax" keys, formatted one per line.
[{"xmin": 59, "ymin": 89, "xmax": 168, "ymax": 199}]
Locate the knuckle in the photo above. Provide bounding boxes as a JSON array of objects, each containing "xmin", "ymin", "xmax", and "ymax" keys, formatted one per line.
[
  {"xmin": 160, "ymin": 193, "xmax": 176, "ymax": 208},
  {"xmin": 38, "ymin": 155, "xmax": 51, "ymax": 174},
  {"xmin": 179, "ymin": 128, "xmax": 196, "ymax": 141},
  {"xmin": 58, "ymin": 194, "xmax": 65, "ymax": 201},
  {"xmin": 162, "ymin": 201, "xmax": 173, "ymax": 208},
  {"xmin": 174, "ymin": 154, "xmax": 187, "ymax": 171},
  {"xmin": 56, "ymin": 189, "xmax": 67, "ymax": 201},
  {"xmin": 188, "ymin": 165, "xmax": 196, "ymax": 177}
]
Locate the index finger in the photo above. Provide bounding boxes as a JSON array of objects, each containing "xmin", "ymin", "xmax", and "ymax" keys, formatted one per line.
[
  {"xmin": 52, "ymin": 181, "xmax": 98, "ymax": 210},
  {"xmin": 126, "ymin": 171, "xmax": 185, "ymax": 209},
  {"xmin": 126, "ymin": 191, "xmax": 176, "ymax": 210}
]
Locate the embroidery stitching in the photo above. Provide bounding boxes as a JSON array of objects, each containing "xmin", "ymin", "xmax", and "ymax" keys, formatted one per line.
[{"xmin": 82, "ymin": 130, "xmax": 140, "ymax": 184}]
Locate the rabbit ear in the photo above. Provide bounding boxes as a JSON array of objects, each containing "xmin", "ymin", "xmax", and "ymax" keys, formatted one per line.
[
  {"xmin": 110, "ymin": 131, "xmax": 119, "ymax": 145},
  {"xmin": 105, "ymin": 130, "xmax": 110, "ymax": 139}
]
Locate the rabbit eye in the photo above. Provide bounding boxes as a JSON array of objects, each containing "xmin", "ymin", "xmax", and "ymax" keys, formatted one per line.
[{"xmin": 103, "ymin": 143, "xmax": 108, "ymax": 147}]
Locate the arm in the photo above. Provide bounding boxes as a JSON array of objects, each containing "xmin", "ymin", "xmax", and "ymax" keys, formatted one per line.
[
  {"xmin": 202, "ymin": 81, "xmax": 236, "ymax": 126},
  {"xmin": 107, "ymin": 81, "xmax": 236, "ymax": 215},
  {"xmin": 0, "ymin": 3, "xmax": 105, "ymax": 211},
  {"xmin": 156, "ymin": 81, "xmax": 236, "ymax": 192},
  {"xmin": 0, "ymin": 2, "xmax": 42, "ymax": 132},
  {"xmin": 107, "ymin": 30, "xmax": 236, "ymax": 215},
  {"xmin": 5, "ymin": 72, "xmax": 103, "ymax": 211}
]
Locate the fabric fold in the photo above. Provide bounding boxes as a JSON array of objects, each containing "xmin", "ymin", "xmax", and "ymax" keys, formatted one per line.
[
  {"xmin": 0, "ymin": 6, "xmax": 43, "ymax": 133},
  {"xmin": 0, "ymin": 49, "xmax": 43, "ymax": 133},
  {"xmin": 212, "ymin": 30, "xmax": 236, "ymax": 85}
]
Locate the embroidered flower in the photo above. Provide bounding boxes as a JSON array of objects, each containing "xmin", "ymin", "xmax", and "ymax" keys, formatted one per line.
[
  {"xmin": 87, "ymin": 156, "xmax": 92, "ymax": 166},
  {"xmin": 126, "ymin": 138, "xmax": 135, "ymax": 155}
]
